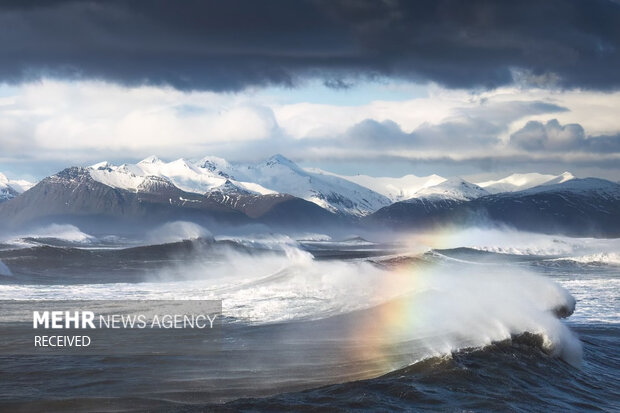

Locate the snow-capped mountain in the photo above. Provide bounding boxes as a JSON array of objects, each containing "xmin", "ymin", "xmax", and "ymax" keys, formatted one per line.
[
  {"xmin": 519, "ymin": 177, "xmax": 620, "ymax": 197},
  {"xmin": 311, "ymin": 171, "xmax": 447, "ymax": 202},
  {"xmin": 82, "ymin": 157, "xmax": 589, "ymax": 215},
  {"xmin": 407, "ymin": 178, "xmax": 489, "ymax": 201},
  {"xmin": 0, "ymin": 172, "xmax": 34, "ymax": 202},
  {"xmin": 538, "ymin": 172, "xmax": 576, "ymax": 187},
  {"xmin": 89, "ymin": 156, "xmax": 275, "ymax": 196},
  {"xmin": 0, "ymin": 165, "xmax": 343, "ymax": 231},
  {"xmin": 315, "ymin": 171, "xmax": 491, "ymax": 203},
  {"xmin": 87, "ymin": 155, "xmax": 390, "ymax": 216},
  {"xmin": 364, "ymin": 178, "xmax": 491, "ymax": 231},
  {"xmin": 476, "ymin": 172, "xmax": 574, "ymax": 194},
  {"xmin": 368, "ymin": 176, "xmax": 620, "ymax": 237},
  {"xmin": 2, "ymin": 158, "xmax": 619, "ymax": 236},
  {"xmin": 226, "ymin": 155, "xmax": 391, "ymax": 216}
]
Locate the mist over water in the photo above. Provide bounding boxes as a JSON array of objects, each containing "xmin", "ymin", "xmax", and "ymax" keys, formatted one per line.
[
  {"xmin": 146, "ymin": 221, "xmax": 213, "ymax": 244},
  {"xmin": 1, "ymin": 223, "xmax": 95, "ymax": 244},
  {"xmin": 399, "ymin": 226, "xmax": 620, "ymax": 257}
]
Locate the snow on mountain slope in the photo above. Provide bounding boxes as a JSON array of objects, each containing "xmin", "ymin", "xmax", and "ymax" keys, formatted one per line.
[
  {"xmin": 311, "ymin": 171, "xmax": 446, "ymax": 202},
  {"xmin": 196, "ymin": 156, "xmax": 278, "ymax": 195},
  {"xmin": 519, "ymin": 177, "xmax": 620, "ymax": 197},
  {"xmin": 538, "ymin": 172, "xmax": 576, "ymax": 186},
  {"xmin": 0, "ymin": 172, "xmax": 35, "ymax": 201},
  {"xmin": 408, "ymin": 177, "xmax": 489, "ymax": 201},
  {"xmin": 476, "ymin": 172, "xmax": 575, "ymax": 194},
  {"xmin": 89, "ymin": 156, "xmax": 276, "ymax": 196},
  {"xmin": 87, "ymin": 155, "xmax": 390, "ymax": 216},
  {"xmin": 228, "ymin": 155, "xmax": 391, "ymax": 216}
]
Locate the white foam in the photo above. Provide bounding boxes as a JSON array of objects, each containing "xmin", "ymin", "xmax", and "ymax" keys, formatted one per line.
[
  {"xmin": 561, "ymin": 278, "xmax": 620, "ymax": 324},
  {"xmin": 7, "ymin": 224, "xmax": 95, "ymax": 243},
  {"xmin": 556, "ymin": 252, "xmax": 620, "ymax": 266},
  {"xmin": 0, "ymin": 241, "xmax": 583, "ymax": 366},
  {"xmin": 405, "ymin": 227, "xmax": 620, "ymax": 258},
  {"xmin": 294, "ymin": 233, "xmax": 333, "ymax": 242}
]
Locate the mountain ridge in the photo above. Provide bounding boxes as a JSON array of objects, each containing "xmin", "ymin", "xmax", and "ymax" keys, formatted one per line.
[
  {"xmin": 367, "ymin": 177, "xmax": 620, "ymax": 237},
  {"xmin": 0, "ymin": 166, "xmax": 344, "ymax": 232},
  {"xmin": 2, "ymin": 156, "xmax": 617, "ymax": 236},
  {"xmin": 0, "ymin": 172, "xmax": 34, "ymax": 202},
  {"xmin": 87, "ymin": 154, "xmax": 390, "ymax": 216},
  {"xmin": 475, "ymin": 172, "xmax": 575, "ymax": 194}
]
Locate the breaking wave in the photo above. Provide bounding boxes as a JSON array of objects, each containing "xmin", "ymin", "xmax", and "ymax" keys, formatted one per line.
[
  {"xmin": 403, "ymin": 227, "xmax": 620, "ymax": 258},
  {"xmin": 552, "ymin": 252, "xmax": 620, "ymax": 266},
  {"xmin": 2, "ymin": 224, "xmax": 95, "ymax": 245},
  {"xmin": 0, "ymin": 240, "xmax": 583, "ymax": 368},
  {"xmin": 3, "ymin": 226, "xmax": 616, "ymax": 411}
]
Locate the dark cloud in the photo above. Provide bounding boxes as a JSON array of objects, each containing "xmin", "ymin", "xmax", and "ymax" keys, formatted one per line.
[
  {"xmin": 510, "ymin": 119, "xmax": 620, "ymax": 152},
  {"xmin": 0, "ymin": 0, "xmax": 619, "ymax": 91},
  {"xmin": 341, "ymin": 117, "xmax": 484, "ymax": 149},
  {"xmin": 587, "ymin": 133, "xmax": 620, "ymax": 152},
  {"xmin": 343, "ymin": 116, "xmax": 506, "ymax": 150},
  {"xmin": 510, "ymin": 119, "xmax": 585, "ymax": 151}
]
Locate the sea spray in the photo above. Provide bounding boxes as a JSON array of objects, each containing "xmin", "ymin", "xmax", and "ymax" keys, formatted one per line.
[
  {"xmin": 401, "ymin": 227, "xmax": 620, "ymax": 257},
  {"xmin": 0, "ymin": 239, "xmax": 583, "ymax": 367},
  {"xmin": 2, "ymin": 223, "xmax": 94, "ymax": 244},
  {"xmin": 146, "ymin": 221, "xmax": 213, "ymax": 244}
]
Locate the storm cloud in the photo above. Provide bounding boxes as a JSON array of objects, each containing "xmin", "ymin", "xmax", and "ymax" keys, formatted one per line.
[
  {"xmin": 1, "ymin": 0, "xmax": 619, "ymax": 91},
  {"xmin": 510, "ymin": 119, "xmax": 620, "ymax": 153}
]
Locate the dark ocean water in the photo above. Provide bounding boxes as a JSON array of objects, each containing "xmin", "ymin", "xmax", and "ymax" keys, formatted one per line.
[
  {"xmin": 214, "ymin": 325, "xmax": 619, "ymax": 413},
  {"xmin": 0, "ymin": 230, "xmax": 618, "ymax": 412}
]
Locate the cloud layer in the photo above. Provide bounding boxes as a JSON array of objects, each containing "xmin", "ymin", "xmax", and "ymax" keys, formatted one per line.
[
  {"xmin": 1, "ymin": 0, "xmax": 619, "ymax": 91},
  {"xmin": 2, "ymin": 80, "xmax": 620, "ymax": 181},
  {"xmin": 511, "ymin": 119, "xmax": 620, "ymax": 153}
]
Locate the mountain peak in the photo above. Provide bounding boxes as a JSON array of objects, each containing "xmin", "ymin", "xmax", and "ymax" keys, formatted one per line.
[
  {"xmin": 138, "ymin": 155, "xmax": 163, "ymax": 164},
  {"xmin": 523, "ymin": 177, "xmax": 619, "ymax": 195},
  {"xmin": 212, "ymin": 179, "xmax": 253, "ymax": 195},
  {"xmin": 197, "ymin": 155, "xmax": 230, "ymax": 172},
  {"xmin": 90, "ymin": 161, "xmax": 110, "ymax": 170},
  {"xmin": 265, "ymin": 154, "xmax": 298, "ymax": 168},
  {"xmin": 543, "ymin": 171, "xmax": 576, "ymax": 186},
  {"xmin": 0, "ymin": 172, "xmax": 35, "ymax": 195},
  {"xmin": 476, "ymin": 171, "xmax": 576, "ymax": 194},
  {"xmin": 441, "ymin": 176, "xmax": 470, "ymax": 184},
  {"xmin": 410, "ymin": 177, "xmax": 489, "ymax": 201}
]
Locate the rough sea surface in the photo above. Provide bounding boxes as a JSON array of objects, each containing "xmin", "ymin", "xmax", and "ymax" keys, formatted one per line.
[{"xmin": 0, "ymin": 225, "xmax": 618, "ymax": 412}]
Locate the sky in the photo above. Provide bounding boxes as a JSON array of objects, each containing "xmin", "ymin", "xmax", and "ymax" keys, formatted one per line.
[{"xmin": 0, "ymin": 0, "xmax": 619, "ymax": 182}]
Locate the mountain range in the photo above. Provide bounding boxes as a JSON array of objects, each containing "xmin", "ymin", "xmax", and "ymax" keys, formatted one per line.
[
  {"xmin": 367, "ymin": 177, "xmax": 620, "ymax": 237},
  {"xmin": 476, "ymin": 172, "xmax": 575, "ymax": 194},
  {"xmin": 1, "ymin": 155, "xmax": 618, "ymax": 237},
  {"xmin": 0, "ymin": 172, "xmax": 34, "ymax": 202},
  {"xmin": 88, "ymin": 155, "xmax": 389, "ymax": 216}
]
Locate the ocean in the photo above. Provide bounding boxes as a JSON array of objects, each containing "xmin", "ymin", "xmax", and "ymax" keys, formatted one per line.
[{"xmin": 0, "ymin": 224, "xmax": 618, "ymax": 412}]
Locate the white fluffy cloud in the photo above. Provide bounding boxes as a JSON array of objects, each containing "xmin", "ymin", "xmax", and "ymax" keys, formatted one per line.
[
  {"xmin": 1, "ymin": 80, "xmax": 620, "ymax": 178},
  {"xmin": 274, "ymin": 86, "xmax": 620, "ymax": 141},
  {"xmin": 0, "ymin": 81, "xmax": 278, "ymax": 161}
]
